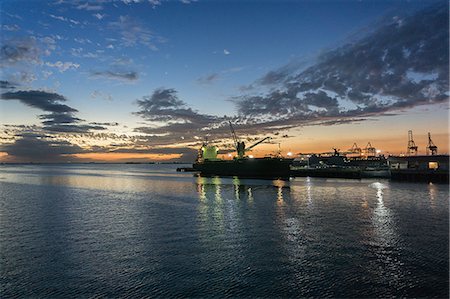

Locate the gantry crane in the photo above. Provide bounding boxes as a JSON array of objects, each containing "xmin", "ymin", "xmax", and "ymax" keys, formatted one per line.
[
  {"xmin": 364, "ymin": 142, "xmax": 376, "ymax": 157},
  {"xmin": 407, "ymin": 130, "xmax": 418, "ymax": 156},
  {"xmin": 427, "ymin": 132, "xmax": 438, "ymax": 155}
]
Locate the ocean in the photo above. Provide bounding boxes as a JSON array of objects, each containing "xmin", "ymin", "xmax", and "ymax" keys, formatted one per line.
[{"xmin": 0, "ymin": 164, "xmax": 448, "ymax": 298}]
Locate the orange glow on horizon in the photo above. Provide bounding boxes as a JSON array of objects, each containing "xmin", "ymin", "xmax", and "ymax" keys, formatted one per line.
[{"xmin": 71, "ymin": 152, "xmax": 182, "ymax": 162}]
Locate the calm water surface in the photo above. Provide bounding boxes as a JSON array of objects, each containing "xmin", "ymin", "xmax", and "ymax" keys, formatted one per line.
[{"xmin": 0, "ymin": 164, "xmax": 448, "ymax": 298}]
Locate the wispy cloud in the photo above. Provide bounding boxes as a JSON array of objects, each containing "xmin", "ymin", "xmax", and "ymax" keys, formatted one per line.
[
  {"xmin": 45, "ymin": 61, "xmax": 80, "ymax": 72},
  {"xmin": 93, "ymin": 13, "xmax": 106, "ymax": 20},
  {"xmin": 2, "ymin": 24, "xmax": 20, "ymax": 31},
  {"xmin": 77, "ymin": 2, "xmax": 104, "ymax": 11},
  {"xmin": 49, "ymin": 14, "xmax": 80, "ymax": 25},
  {"xmin": 197, "ymin": 67, "xmax": 244, "ymax": 85},
  {"xmin": 109, "ymin": 15, "xmax": 165, "ymax": 50},
  {"xmin": 90, "ymin": 90, "xmax": 113, "ymax": 101},
  {"xmin": 197, "ymin": 73, "xmax": 220, "ymax": 85}
]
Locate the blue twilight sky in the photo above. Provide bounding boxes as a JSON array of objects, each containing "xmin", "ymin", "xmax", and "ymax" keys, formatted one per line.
[{"xmin": 0, "ymin": 0, "xmax": 448, "ymax": 162}]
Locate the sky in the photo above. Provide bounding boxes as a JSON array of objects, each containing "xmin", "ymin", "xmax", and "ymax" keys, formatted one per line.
[{"xmin": 0, "ymin": 0, "xmax": 448, "ymax": 163}]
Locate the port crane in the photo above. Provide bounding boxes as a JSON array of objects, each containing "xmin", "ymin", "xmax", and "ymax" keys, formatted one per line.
[
  {"xmin": 427, "ymin": 132, "xmax": 438, "ymax": 155},
  {"xmin": 228, "ymin": 121, "xmax": 271, "ymax": 159},
  {"xmin": 407, "ymin": 130, "xmax": 418, "ymax": 156},
  {"xmin": 364, "ymin": 142, "xmax": 376, "ymax": 157},
  {"xmin": 349, "ymin": 143, "xmax": 362, "ymax": 155}
]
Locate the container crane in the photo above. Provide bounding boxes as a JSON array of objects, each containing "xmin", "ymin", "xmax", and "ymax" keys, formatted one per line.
[
  {"xmin": 427, "ymin": 132, "xmax": 438, "ymax": 155},
  {"xmin": 364, "ymin": 142, "xmax": 376, "ymax": 157},
  {"xmin": 349, "ymin": 143, "xmax": 362, "ymax": 155},
  {"xmin": 407, "ymin": 130, "xmax": 418, "ymax": 156}
]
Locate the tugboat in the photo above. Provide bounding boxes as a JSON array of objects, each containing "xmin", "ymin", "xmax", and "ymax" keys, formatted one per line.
[{"xmin": 193, "ymin": 122, "xmax": 294, "ymax": 178}]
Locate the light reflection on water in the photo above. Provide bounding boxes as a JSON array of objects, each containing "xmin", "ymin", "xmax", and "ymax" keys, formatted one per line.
[{"xmin": 0, "ymin": 164, "xmax": 448, "ymax": 298}]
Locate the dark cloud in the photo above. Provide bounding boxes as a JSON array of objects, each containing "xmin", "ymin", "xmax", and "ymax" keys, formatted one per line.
[
  {"xmin": 89, "ymin": 122, "xmax": 119, "ymax": 126},
  {"xmin": 42, "ymin": 124, "xmax": 106, "ymax": 133},
  {"xmin": 234, "ymin": 3, "xmax": 449, "ymax": 126},
  {"xmin": 91, "ymin": 70, "xmax": 139, "ymax": 81},
  {"xmin": 1, "ymin": 90, "xmax": 78, "ymax": 113},
  {"xmin": 39, "ymin": 112, "xmax": 107, "ymax": 133},
  {"xmin": 39, "ymin": 113, "xmax": 82, "ymax": 125},
  {"xmin": 134, "ymin": 88, "xmax": 217, "ymax": 124},
  {"xmin": 0, "ymin": 135, "xmax": 84, "ymax": 162},
  {"xmin": 1, "ymin": 90, "xmax": 108, "ymax": 134},
  {"xmin": 0, "ymin": 80, "xmax": 18, "ymax": 90}
]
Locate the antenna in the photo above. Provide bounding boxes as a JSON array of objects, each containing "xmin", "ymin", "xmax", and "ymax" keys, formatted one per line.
[
  {"xmin": 407, "ymin": 130, "xmax": 418, "ymax": 156},
  {"xmin": 427, "ymin": 132, "xmax": 438, "ymax": 155}
]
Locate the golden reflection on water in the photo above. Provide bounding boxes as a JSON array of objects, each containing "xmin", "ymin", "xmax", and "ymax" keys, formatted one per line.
[
  {"xmin": 371, "ymin": 182, "xmax": 397, "ymax": 244},
  {"xmin": 428, "ymin": 182, "xmax": 437, "ymax": 210}
]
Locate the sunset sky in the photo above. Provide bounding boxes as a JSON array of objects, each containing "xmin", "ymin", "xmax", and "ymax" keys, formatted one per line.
[{"xmin": 1, "ymin": 0, "xmax": 448, "ymax": 163}]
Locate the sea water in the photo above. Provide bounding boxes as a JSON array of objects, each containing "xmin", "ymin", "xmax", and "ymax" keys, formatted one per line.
[{"xmin": 0, "ymin": 164, "xmax": 448, "ymax": 297}]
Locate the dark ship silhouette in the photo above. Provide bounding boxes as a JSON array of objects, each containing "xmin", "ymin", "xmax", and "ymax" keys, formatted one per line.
[{"xmin": 193, "ymin": 122, "xmax": 293, "ymax": 178}]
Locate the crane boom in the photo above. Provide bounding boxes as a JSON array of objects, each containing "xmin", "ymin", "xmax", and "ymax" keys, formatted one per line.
[
  {"xmin": 229, "ymin": 121, "xmax": 239, "ymax": 148},
  {"xmin": 246, "ymin": 137, "xmax": 271, "ymax": 152}
]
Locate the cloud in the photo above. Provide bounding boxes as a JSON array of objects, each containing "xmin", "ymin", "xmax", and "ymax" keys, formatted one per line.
[
  {"xmin": 1, "ymin": 90, "xmax": 107, "ymax": 134},
  {"xmin": 91, "ymin": 70, "xmax": 138, "ymax": 82},
  {"xmin": 2, "ymin": 24, "xmax": 20, "ymax": 31},
  {"xmin": 134, "ymin": 88, "xmax": 217, "ymax": 124},
  {"xmin": 49, "ymin": 14, "xmax": 80, "ymax": 25},
  {"xmin": 109, "ymin": 15, "xmax": 164, "ymax": 50},
  {"xmin": 0, "ymin": 135, "xmax": 85, "ymax": 162},
  {"xmin": 234, "ymin": 3, "xmax": 449, "ymax": 127},
  {"xmin": 89, "ymin": 122, "xmax": 119, "ymax": 126},
  {"xmin": 1, "ymin": 90, "xmax": 78, "ymax": 113},
  {"xmin": 0, "ymin": 38, "xmax": 40, "ymax": 66},
  {"xmin": 38, "ymin": 112, "xmax": 107, "ymax": 133},
  {"xmin": 90, "ymin": 90, "xmax": 113, "ymax": 101},
  {"xmin": 0, "ymin": 80, "xmax": 18, "ymax": 90},
  {"xmin": 93, "ymin": 13, "xmax": 106, "ymax": 20},
  {"xmin": 197, "ymin": 67, "xmax": 244, "ymax": 85},
  {"xmin": 77, "ymin": 2, "xmax": 104, "ymax": 11},
  {"xmin": 45, "ymin": 61, "xmax": 80, "ymax": 72},
  {"xmin": 197, "ymin": 73, "xmax": 220, "ymax": 84},
  {"xmin": 223, "ymin": 49, "xmax": 230, "ymax": 55},
  {"xmin": 42, "ymin": 124, "xmax": 106, "ymax": 133},
  {"xmin": 39, "ymin": 112, "xmax": 82, "ymax": 125}
]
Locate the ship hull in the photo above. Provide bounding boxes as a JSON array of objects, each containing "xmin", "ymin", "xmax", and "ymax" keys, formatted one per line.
[{"xmin": 193, "ymin": 158, "xmax": 293, "ymax": 178}]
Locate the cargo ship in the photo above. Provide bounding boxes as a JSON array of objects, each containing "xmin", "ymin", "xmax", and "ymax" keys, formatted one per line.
[{"xmin": 193, "ymin": 122, "xmax": 293, "ymax": 178}]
